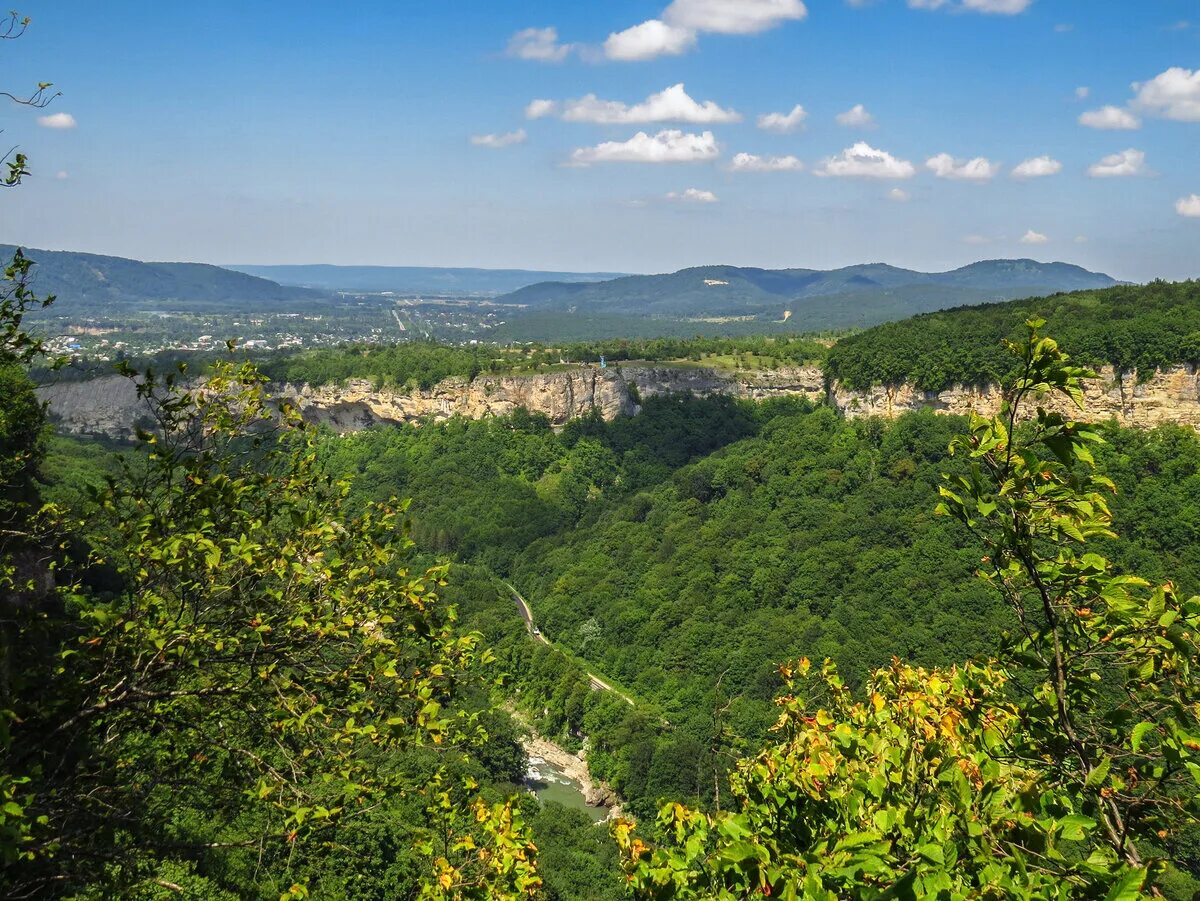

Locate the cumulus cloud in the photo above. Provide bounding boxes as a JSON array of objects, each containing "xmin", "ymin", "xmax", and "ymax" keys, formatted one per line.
[
  {"xmin": 663, "ymin": 0, "xmax": 808, "ymax": 34},
  {"xmin": 604, "ymin": 19, "xmax": 696, "ymax": 61},
  {"xmin": 962, "ymin": 0, "xmax": 1033, "ymax": 12},
  {"xmin": 525, "ymin": 99, "xmax": 558, "ymax": 120},
  {"xmin": 1075, "ymin": 86, "xmax": 1090, "ymax": 100},
  {"xmin": 606, "ymin": 0, "xmax": 806, "ymax": 61},
  {"xmin": 1011, "ymin": 155, "xmax": 1063, "ymax": 179},
  {"xmin": 1020, "ymin": 229, "xmax": 1049, "ymax": 245},
  {"xmin": 888, "ymin": 188, "xmax": 911, "ymax": 202},
  {"xmin": 506, "ymin": 27, "xmax": 573, "ymax": 62},
  {"xmin": 815, "ymin": 142, "xmax": 916, "ymax": 179},
  {"xmin": 757, "ymin": 104, "xmax": 808, "ymax": 132},
  {"xmin": 835, "ymin": 104, "xmax": 875, "ymax": 128},
  {"xmin": 1132, "ymin": 67, "xmax": 1200, "ymax": 122},
  {"xmin": 908, "ymin": 0, "xmax": 1031, "ymax": 13},
  {"xmin": 1177, "ymin": 194, "xmax": 1200, "ymax": 217},
  {"xmin": 37, "ymin": 112, "xmax": 77, "ymax": 129},
  {"xmin": 568, "ymin": 129, "xmax": 719, "ymax": 166},
  {"xmin": 1087, "ymin": 148, "xmax": 1146, "ymax": 178},
  {"xmin": 729, "ymin": 152, "xmax": 804, "ymax": 172},
  {"xmin": 926, "ymin": 153, "xmax": 1000, "ymax": 181},
  {"xmin": 1079, "ymin": 105, "xmax": 1141, "ymax": 130},
  {"xmin": 549, "ymin": 84, "xmax": 740, "ymax": 125},
  {"xmin": 666, "ymin": 187, "xmax": 719, "ymax": 203},
  {"xmin": 470, "ymin": 129, "xmax": 528, "ymax": 149}
]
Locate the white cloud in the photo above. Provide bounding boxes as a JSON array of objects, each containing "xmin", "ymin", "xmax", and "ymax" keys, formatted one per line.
[
  {"xmin": 569, "ymin": 129, "xmax": 719, "ymax": 166},
  {"xmin": 506, "ymin": 27, "xmax": 573, "ymax": 62},
  {"xmin": 1078, "ymin": 105, "xmax": 1141, "ymax": 130},
  {"xmin": 963, "ymin": 234, "xmax": 992, "ymax": 245},
  {"xmin": 729, "ymin": 152, "xmax": 804, "ymax": 172},
  {"xmin": 1075, "ymin": 86, "xmax": 1090, "ymax": 100},
  {"xmin": 554, "ymin": 84, "xmax": 740, "ymax": 125},
  {"xmin": 1011, "ymin": 155, "xmax": 1062, "ymax": 179},
  {"xmin": 1020, "ymin": 229, "xmax": 1049, "ymax": 245},
  {"xmin": 1055, "ymin": 23, "xmax": 1074, "ymax": 33},
  {"xmin": 926, "ymin": 153, "xmax": 1000, "ymax": 181},
  {"xmin": 663, "ymin": 0, "xmax": 808, "ymax": 35},
  {"xmin": 604, "ymin": 19, "xmax": 696, "ymax": 61},
  {"xmin": 1175, "ymin": 194, "xmax": 1200, "ymax": 217},
  {"xmin": 1132, "ymin": 67, "xmax": 1200, "ymax": 122},
  {"xmin": 888, "ymin": 188, "xmax": 911, "ymax": 202},
  {"xmin": 470, "ymin": 129, "xmax": 528, "ymax": 149},
  {"xmin": 815, "ymin": 142, "xmax": 916, "ymax": 179},
  {"xmin": 1074, "ymin": 235, "xmax": 1089, "ymax": 244},
  {"xmin": 55, "ymin": 170, "xmax": 69, "ymax": 180},
  {"xmin": 908, "ymin": 0, "xmax": 1031, "ymax": 13},
  {"xmin": 606, "ymin": 0, "xmax": 806, "ymax": 61},
  {"xmin": 666, "ymin": 187, "xmax": 719, "ymax": 203},
  {"xmin": 757, "ymin": 104, "xmax": 808, "ymax": 132},
  {"xmin": 525, "ymin": 99, "xmax": 558, "ymax": 120},
  {"xmin": 1087, "ymin": 148, "xmax": 1146, "ymax": 178},
  {"xmin": 37, "ymin": 112, "xmax": 76, "ymax": 129},
  {"xmin": 835, "ymin": 104, "xmax": 875, "ymax": 128},
  {"xmin": 962, "ymin": 0, "xmax": 1033, "ymax": 11}
]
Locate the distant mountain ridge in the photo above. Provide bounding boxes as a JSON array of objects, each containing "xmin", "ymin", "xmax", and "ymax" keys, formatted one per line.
[
  {"xmin": 226, "ymin": 264, "xmax": 630, "ymax": 297},
  {"xmin": 1, "ymin": 245, "xmax": 325, "ymax": 307},
  {"xmin": 498, "ymin": 260, "xmax": 1123, "ymax": 321}
]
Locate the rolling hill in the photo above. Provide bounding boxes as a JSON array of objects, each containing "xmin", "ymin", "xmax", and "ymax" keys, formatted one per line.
[
  {"xmin": 497, "ymin": 260, "xmax": 1123, "ymax": 323},
  {"xmin": 1, "ymin": 245, "xmax": 328, "ymax": 310}
]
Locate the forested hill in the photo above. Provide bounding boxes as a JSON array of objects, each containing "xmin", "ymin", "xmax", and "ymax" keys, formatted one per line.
[
  {"xmin": 0, "ymin": 245, "xmax": 327, "ymax": 308},
  {"xmin": 497, "ymin": 259, "xmax": 1121, "ymax": 323},
  {"xmin": 826, "ymin": 279, "xmax": 1200, "ymax": 391}
]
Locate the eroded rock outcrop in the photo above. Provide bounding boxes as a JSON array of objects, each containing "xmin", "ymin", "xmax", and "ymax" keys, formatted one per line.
[
  {"xmin": 34, "ymin": 362, "xmax": 1200, "ymax": 441},
  {"xmin": 37, "ymin": 365, "xmax": 827, "ymax": 439},
  {"xmin": 830, "ymin": 365, "xmax": 1200, "ymax": 430}
]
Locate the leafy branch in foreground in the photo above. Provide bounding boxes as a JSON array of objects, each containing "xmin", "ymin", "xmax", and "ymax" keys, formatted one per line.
[
  {"xmin": 616, "ymin": 323, "xmax": 1199, "ymax": 899},
  {"xmin": 938, "ymin": 320, "xmax": 1200, "ymax": 874},
  {"xmin": 2, "ymin": 341, "xmax": 539, "ymax": 896}
]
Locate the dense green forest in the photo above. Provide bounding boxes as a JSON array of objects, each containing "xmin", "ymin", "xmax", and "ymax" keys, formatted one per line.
[
  {"xmin": 12, "ymin": 303, "xmax": 1200, "ymax": 897},
  {"xmin": 826, "ymin": 279, "xmax": 1200, "ymax": 390},
  {"xmin": 255, "ymin": 335, "xmax": 828, "ymax": 390}
]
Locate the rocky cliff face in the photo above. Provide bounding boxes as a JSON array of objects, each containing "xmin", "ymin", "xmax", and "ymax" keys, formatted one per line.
[
  {"xmin": 35, "ymin": 362, "xmax": 1200, "ymax": 441},
  {"xmin": 831, "ymin": 365, "xmax": 1200, "ymax": 430},
  {"xmin": 37, "ymin": 365, "xmax": 826, "ymax": 439}
]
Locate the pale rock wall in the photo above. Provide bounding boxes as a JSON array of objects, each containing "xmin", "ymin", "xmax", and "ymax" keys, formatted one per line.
[
  {"xmin": 34, "ymin": 363, "xmax": 1200, "ymax": 441},
  {"xmin": 830, "ymin": 365, "xmax": 1200, "ymax": 429}
]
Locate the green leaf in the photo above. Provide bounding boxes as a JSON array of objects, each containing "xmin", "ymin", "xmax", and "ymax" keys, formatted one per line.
[{"xmin": 1102, "ymin": 868, "xmax": 1146, "ymax": 901}]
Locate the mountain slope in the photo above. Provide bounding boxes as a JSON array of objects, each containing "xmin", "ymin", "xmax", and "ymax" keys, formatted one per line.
[
  {"xmin": 498, "ymin": 260, "xmax": 1122, "ymax": 320},
  {"xmin": 226, "ymin": 264, "xmax": 630, "ymax": 296},
  {"xmin": 825, "ymin": 280, "xmax": 1200, "ymax": 390},
  {"xmin": 2, "ymin": 245, "xmax": 327, "ymax": 308}
]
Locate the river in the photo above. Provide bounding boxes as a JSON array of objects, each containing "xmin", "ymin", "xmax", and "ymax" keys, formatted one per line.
[{"xmin": 525, "ymin": 753, "xmax": 609, "ymax": 824}]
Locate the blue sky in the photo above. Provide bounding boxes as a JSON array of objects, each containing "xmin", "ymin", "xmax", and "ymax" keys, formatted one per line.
[{"xmin": 1, "ymin": 0, "xmax": 1197, "ymax": 280}]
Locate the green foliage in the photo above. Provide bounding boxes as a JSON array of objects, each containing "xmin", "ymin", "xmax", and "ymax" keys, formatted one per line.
[
  {"xmin": 826, "ymin": 280, "xmax": 1200, "ymax": 390},
  {"xmin": 937, "ymin": 321, "xmax": 1200, "ymax": 874},
  {"xmin": 2, "ymin": 307, "xmax": 541, "ymax": 896},
  {"xmin": 618, "ymin": 660, "xmax": 1134, "ymax": 899},
  {"xmin": 616, "ymin": 324, "xmax": 1200, "ymax": 899}
]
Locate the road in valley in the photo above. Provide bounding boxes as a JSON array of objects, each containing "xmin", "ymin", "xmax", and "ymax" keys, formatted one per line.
[{"xmin": 503, "ymin": 582, "xmax": 635, "ymax": 707}]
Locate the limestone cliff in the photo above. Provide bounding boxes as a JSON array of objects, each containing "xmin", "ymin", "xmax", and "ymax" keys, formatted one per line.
[
  {"xmin": 34, "ymin": 362, "xmax": 1200, "ymax": 441},
  {"xmin": 37, "ymin": 365, "xmax": 826, "ymax": 439},
  {"xmin": 830, "ymin": 365, "xmax": 1200, "ymax": 430}
]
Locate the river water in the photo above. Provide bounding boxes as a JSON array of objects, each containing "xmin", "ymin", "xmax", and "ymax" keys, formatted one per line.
[{"xmin": 525, "ymin": 754, "xmax": 608, "ymax": 823}]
